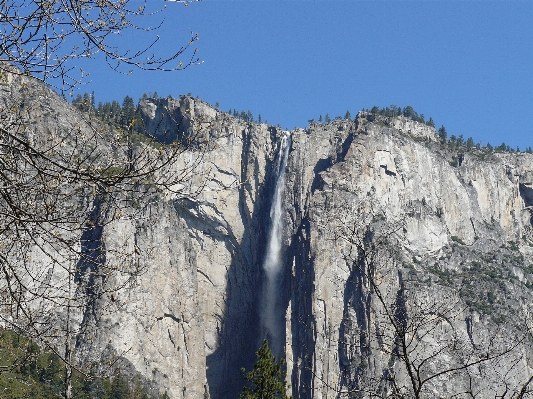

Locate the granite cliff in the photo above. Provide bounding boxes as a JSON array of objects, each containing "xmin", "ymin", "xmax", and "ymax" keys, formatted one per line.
[
  {"xmin": 117, "ymin": 96, "xmax": 533, "ymax": 398},
  {"xmin": 2, "ymin": 73, "xmax": 533, "ymax": 398}
]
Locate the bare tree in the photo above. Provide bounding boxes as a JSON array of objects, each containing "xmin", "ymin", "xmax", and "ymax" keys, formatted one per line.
[
  {"xmin": 292, "ymin": 196, "xmax": 533, "ymax": 399},
  {"xmin": 0, "ymin": 2, "xmax": 208, "ymax": 397},
  {"xmin": 0, "ymin": 69, "xmax": 212, "ymax": 398},
  {"xmin": 0, "ymin": 0, "xmax": 201, "ymax": 91},
  {"xmin": 327, "ymin": 207, "xmax": 533, "ymax": 398}
]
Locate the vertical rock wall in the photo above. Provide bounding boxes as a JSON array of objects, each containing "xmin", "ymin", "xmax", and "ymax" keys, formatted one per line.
[
  {"xmin": 7, "ymin": 76, "xmax": 533, "ymax": 398},
  {"xmin": 127, "ymin": 100, "xmax": 533, "ymax": 397}
]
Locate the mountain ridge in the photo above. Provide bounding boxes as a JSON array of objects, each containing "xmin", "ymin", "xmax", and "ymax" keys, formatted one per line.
[{"xmin": 2, "ymin": 71, "xmax": 533, "ymax": 398}]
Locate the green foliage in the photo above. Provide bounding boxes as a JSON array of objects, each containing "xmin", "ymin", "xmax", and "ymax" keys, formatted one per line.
[
  {"xmin": 0, "ymin": 328, "xmax": 63, "ymax": 399},
  {"xmin": 523, "ymin": 264, "xmax": 533, "ymax": 274},
  {"xmin": 449, "ymin": 156, "xmax": 458, "ymax": 167},
  {"xmin": 122, "ymin": 95, "xmax": 136, "ymax": 125},
  {"xmin": 438, "ymin": 125, "xmax": 447, "ymax": 143},
  {"xmin": 466, "ymin": 136, "xmax": 474, "ymax": 151},
  {"xmin": 363, "ymin": 105, "xmax": 530, "ymax": 153},
  {"xmin": 228, "ymin": 108, "xmax": 257, "ymax": 122},
  {"xmin": 450, "ymin": 235, "xmax": 465, "ymax": 245},
  {"xmin": 496, "ymin": 142, "xmax": 513, "ymax": 153},
  {"xmin": 0, "ymin": 328, "xmax": 159, "ymax": 399},
  {"xmin": 69, "ymin": 94, "xmax": 532, "ymax": 154},
  {"xmin": 367, "ymin": 104, "xmax": 432, "ymax": 125},
  {"xmin": 75, "ymin": 91, "xmax": 132, "ymax": 129},
  {"xmin": 344, "ymin": 110, "xmax": 351, "ymax": 120},
  {"xmin": 239, "ymin": 340, "xmax": 291, "ymax": 399},
  {"xmin": 403, "ymin": 105, "xmax": 415, "ymax": 119},
  {"xmin": 429, "ymin": 266, "xmax": 453, "ymax": 286}
]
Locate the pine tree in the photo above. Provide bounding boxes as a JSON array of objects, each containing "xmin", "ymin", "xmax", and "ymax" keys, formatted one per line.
[
  {"xmin": 496, "ymin": 142, "xmax": 507, "ymax": 152},
  {"xmin": 121, "ymin": 95, "xmax": 136, "ymax": 127},
  {"xmin": 72, "ymin": 94, "xmax": 83, "ymax": 110},
  {"xmin": 109, "ymin": 374, "xmax": 129, "ymax": 399},
  {"xmin": 239, "ymin": 340, "xmax": 291, "ymax": 399},
  {"xmin": 110, "ymin": 100, "xmax": 122, "ymax": 124},
  {"xmin": 344, "ymin": 110, "xmax": 351, "ymax": 120},
  {"xmin": 438, "ymin": 125, "xmax": 447, "ymax": 144},
  {"xmin": 403, "ymin": 105, "xmax": 415, "ymax": 119},
  {"xmin": 325, "ymin": 113, "xmax": 331, "ymax": 123},
  {"xmin": 466, "ymin": 137, "xmax": 474, "ymax": 151}
]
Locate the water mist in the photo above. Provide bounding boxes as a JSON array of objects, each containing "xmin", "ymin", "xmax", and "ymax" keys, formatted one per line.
[{"xmin": 261, "ymin": 132, "xmax": 291, "ymax": 355}]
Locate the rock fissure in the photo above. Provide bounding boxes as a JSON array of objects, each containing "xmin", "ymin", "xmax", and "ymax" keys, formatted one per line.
[{"xmin": 7, "ymin": 76, "xmax": 533, "ymax": 399}]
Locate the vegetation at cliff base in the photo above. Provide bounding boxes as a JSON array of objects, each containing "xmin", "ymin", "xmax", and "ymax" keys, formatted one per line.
[
  {"xmin": 0, "ymin": 329, "xmax": 165, "ymax": 399},
  {"xmin": 239, "ymin": 340, "xmax": 292, "ymax": 399}
]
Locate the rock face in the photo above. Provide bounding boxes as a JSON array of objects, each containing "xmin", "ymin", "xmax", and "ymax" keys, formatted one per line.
[
  {"xmin": 4, "ymin": 75, "xmax": 533, "ymax": 398},
  {"xmin": 131, "ymin": 100, "xmax": 533, "ymax": 398}
]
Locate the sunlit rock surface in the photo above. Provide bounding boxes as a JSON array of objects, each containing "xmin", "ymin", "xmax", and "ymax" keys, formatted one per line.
[{"xmin": 5, "ymin": 73, "xmax": 533, "ymax": 398}]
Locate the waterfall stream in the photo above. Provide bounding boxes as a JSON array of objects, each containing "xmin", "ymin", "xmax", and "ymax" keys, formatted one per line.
[{"xmin": 261, "ymin": 132, "xmax": 291, "ymax": 353}]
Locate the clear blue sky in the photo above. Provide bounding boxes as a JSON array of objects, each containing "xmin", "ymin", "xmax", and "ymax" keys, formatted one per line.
[{"xmin": 79, "ymin": 1, "xmax": 533, "ymax": 150}]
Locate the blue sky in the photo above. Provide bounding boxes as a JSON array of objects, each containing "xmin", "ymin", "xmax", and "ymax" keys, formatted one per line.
[{"xmin": 79, "ymin": 1, "xmax": 533, "ymax": 150}]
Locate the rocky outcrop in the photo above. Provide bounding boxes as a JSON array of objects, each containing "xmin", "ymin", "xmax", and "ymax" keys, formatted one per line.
[
  {"xmin": 76, "ymin": 97, "xmax": 533, "ymax": 398},
  {"xmin": 4, "ymin": 73, "xmax": 533, "ymax": 398},
  {"xmin": 283, "ymin": 114, "xmax": 533, "ymax": 397}
]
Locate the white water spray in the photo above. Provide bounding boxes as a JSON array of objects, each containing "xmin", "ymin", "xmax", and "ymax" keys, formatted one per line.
[{"xmin": 261, "ymin": 132, "xmax": 291, "ymax": 352}]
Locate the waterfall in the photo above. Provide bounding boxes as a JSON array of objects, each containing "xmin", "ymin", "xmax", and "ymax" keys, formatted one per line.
[{"xmin": 261, "ymin": 132, "xmax": 291, "ymax": 354}]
